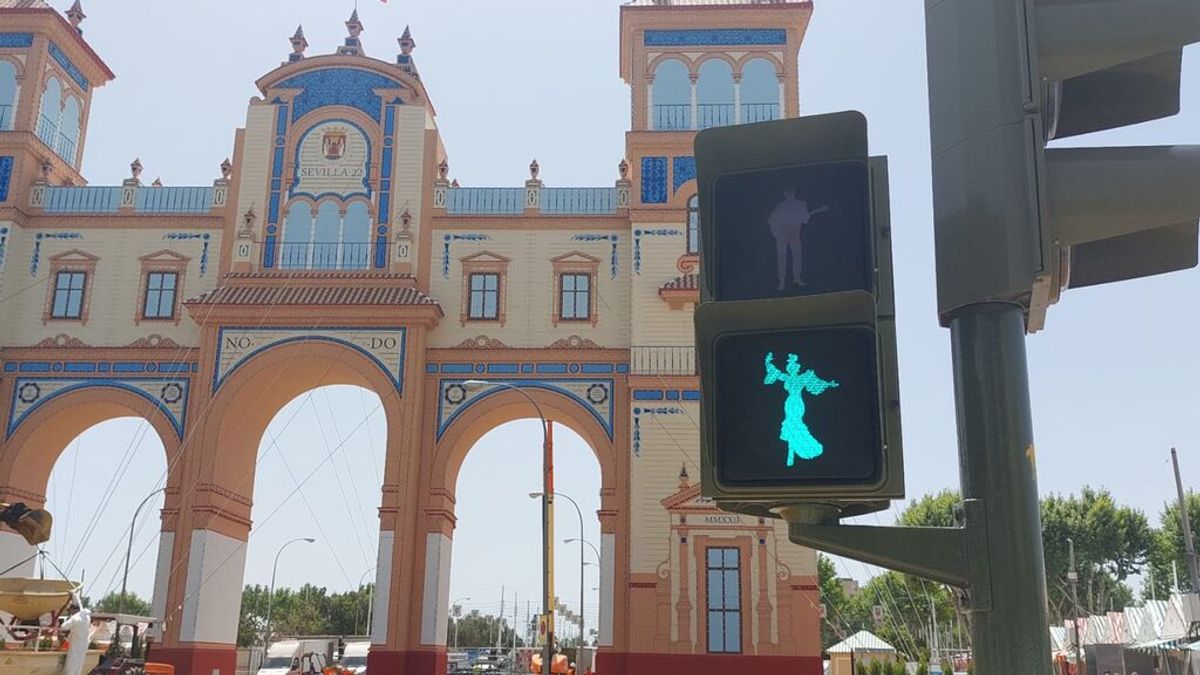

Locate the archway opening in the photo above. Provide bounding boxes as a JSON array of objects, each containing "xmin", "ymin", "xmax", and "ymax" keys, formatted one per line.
[
  {"xmin": 239, "ymin": 384, "xmax": 387, "ymax": 648},
  {"xmin": 40, "ymin": 416, "xmax": 169, "ymax": 614},
  {"xmin": 448, "ymin": 419, "xmax": 603, "ymax": 656}
]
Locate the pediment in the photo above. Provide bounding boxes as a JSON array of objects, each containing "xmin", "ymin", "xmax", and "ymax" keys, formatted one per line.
[
  {"xmin": 48, "ymin": 249, "xmax": 98, "ymax": 263},
  {"xmin": 139, "ymin": 249, "xmax": 191, "ymax": 263},
  {"xmin": 550, "ymin": 250, "xmax": 602, "ymax": 265},
  {"xmin": 460, "ymin": 250, "xmax": 511, "ymax": 264}
]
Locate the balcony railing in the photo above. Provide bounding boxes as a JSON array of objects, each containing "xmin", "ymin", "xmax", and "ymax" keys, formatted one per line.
[
  {"xmin": 279, "ymin": 241, "xmax": 372, "ymax": 270},
  {"xmin": 540, "ymin": 187, "xmax": 619, "ymax": 215},
  {"xmin": 631, "ymin": 346, "xmax": 697, "ymax": 376},
  {"xmin": 36, "ymin": 114, "xmax": 57, "ymax": 149},
  {"xmin": 0, "ymin": 105, "xmax": 12, "ymax": 131},
  {"xmin": 697, "ymin": 103, "xmax": 735, "ymax": 130},
  {"xmin": 652, "ymin": 104, "xmax": 693, "ymax": 131},
  {"xmin": 137, "ymin": 186, "xmax": 214, "ymax": 214},
  {"xmin": 44, "ymin": 186, "xmax": 122, "ymax": 213},
  {"xmin": 741, "ymin": 102, "xmax": 780, "ymax": 124},
  {"xmin": 446, "ymin": 187, "xmax": 525, "ymax": 215}
]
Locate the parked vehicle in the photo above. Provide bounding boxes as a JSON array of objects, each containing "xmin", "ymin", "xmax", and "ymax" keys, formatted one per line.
[
  {"xmin": 255, "ymin": 640, "xmax": 331, "ymax": 675},
  {"xmin": 337, "ymin": 641, "xmax": 369, "ymax": 674}
]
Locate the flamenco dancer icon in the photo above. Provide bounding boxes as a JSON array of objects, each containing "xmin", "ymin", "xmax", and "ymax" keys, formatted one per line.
[
  {"xmin": 763, "ymin": 352, "xmax": 839, "ymax": 466},
  {"xmin": 767, "ymin": 189, "xmax": 830, "ymax": 290}
]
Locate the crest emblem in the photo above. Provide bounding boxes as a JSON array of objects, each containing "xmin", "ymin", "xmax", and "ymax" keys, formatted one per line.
[{"xmin": 322, "ymin": 128, "xmax": 348, "ymax": 161}]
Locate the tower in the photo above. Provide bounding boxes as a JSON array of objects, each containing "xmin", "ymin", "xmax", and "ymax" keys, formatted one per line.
[{"xmin": 0, "ymin": 0, "xmax": 113, "ymax": 197}]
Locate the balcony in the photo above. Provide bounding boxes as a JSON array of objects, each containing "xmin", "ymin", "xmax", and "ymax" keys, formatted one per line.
[
  {"xmin": 0, "ymin": 104, "xmax": 12, "ymax": 131},
  {"xmin": 279, "ymin": 241, "xmax": 372, "ymax": 271},
  {"xmin": 631, "ymin": 345, "xmax": 697, "ymax": 376},
  {"xmin": 651, "ymin": 102, "xmax": 780, "ymax": 131}
]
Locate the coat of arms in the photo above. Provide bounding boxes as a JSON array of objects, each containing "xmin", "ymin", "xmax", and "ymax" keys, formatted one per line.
[{"xmin": 322, "ymin": 128, "xmax": 348, "ymax": 161}]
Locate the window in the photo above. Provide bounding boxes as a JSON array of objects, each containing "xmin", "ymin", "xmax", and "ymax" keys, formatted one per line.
[
  {"xmin": 469, "ymin": 273, "xmax": 500, "ymax": 320},
  {"xmin": 51, "ymin": 271, "xmax": 86, "ymax": 319},
  {"xmin": 281, "ymin": 199, "xmax": 373, "ymax": 270},
  {"xmin": 687, "ymin": 194, "xmax": 700, "ymax": 254},
  {"xmin": 706, "ymin": 547, "xmax": 741, "ymax": 653},
  {"xmin": 652, "ymin": 59, "xmax": 692, "ymax": 131},
  {"xmin": 0, "ymin": 61, "xmax": 17, "ymax": 131},
  {"xmin": 559, "ymin": 273, "xmax": 591, "ymax": 321},
  {"xmin": 142, "ymin": 271, "xmax": 178, "ymax": 319}
]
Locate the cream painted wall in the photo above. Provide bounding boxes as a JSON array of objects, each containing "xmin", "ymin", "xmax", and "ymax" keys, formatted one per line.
[
  {"xmin": 629, "ymin": 400, "xmax": 700, "ymax": 572},
  {"xmin": 0, "ymin": 227, "xmax": 219, "ymax": 348},
  {"xmin": 629, "ymin": 223, "xmax": 695, "ymax": 347},
  {"xmin": 390, "ymin": 106, "xmax": 426, "ymax": 271},
  {"xmin": 233, "ymin": 101, "xmax": 275, "ymax": 267},
  {"xmin": 427, "ymin": 228, "xmax": 631, "ymax": 349}
]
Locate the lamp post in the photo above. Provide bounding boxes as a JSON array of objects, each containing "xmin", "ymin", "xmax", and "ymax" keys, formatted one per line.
[
  {"xmin": 464, "ymin": 379, "xmax": 555, "ymax": 671},
  {"xmin": 357, "ymin": 567, "xmax": 375, "ymax": 637},
  {"xmin": 121, "ymin": 487, "xmax": 166, "ymax": 614},
  {"xmin": 533, "ymin": 491, "xmax": 588, "ymax": 650},
  {"xmin": 566, "ymin": 537, "xmax": 600, "ymax": 648},
  {"xmin": 263, "ymin": 537, "xmax": 315, "ymax": 648},
  {"xmin": 451, "ymin": 596, "xmax": 471, "ymax": 649}
]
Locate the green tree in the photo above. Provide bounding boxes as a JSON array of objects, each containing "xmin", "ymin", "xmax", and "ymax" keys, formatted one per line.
[
  {"xmin": 1041, "ymin": 488, "xmax": 1150, "ymax": 619},
  {"xmin": 446, "ymin": 610, "xmax": 524, "ymax": 648},
  {"xmin": 856, "ymin": 662, "xmax": 870, "ymax": 675},
  {"xmin": 819, "ymin": 554, "xmax": 854, "ymax": 649},
  {"xmin": 868, "ymin": 658, "xmax": 884, "ymax": 675},
  {"xmin": 94, "ymin": 591, "xmax": 150, "ymax": 616},
  {"xmin": 1146, "ymin": 492, "xmax": 1200, "ymax": 597}
]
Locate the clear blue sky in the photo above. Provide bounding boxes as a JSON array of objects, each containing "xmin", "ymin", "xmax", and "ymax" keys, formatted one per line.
[{"xmin": 40, "ymin": 0, "xmax": 1200, "ymax": 633}]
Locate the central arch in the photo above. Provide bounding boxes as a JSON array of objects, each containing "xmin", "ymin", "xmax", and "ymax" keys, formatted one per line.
[{"xmin": 385, "ymin": 384, "xmax": 628, "ymax": 675}]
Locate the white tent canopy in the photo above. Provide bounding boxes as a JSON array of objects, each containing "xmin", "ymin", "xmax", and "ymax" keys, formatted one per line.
[{"xmin": 828, "ymin": 631, "xmax": 897, "ymax": 654}]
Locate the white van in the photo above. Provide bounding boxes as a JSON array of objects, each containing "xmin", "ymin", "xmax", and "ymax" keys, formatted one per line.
[
  {"xmin": 339, "ymin": 641, "xmax": 369, "ymax": 674},
  {"xmin": 256, "ymin": 639, "xmax": 330, "ymax": 675}
]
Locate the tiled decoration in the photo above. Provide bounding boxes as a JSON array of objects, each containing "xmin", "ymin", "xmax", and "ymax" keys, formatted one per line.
[
  {"xmin": 7, "ymin": 376, "xmax": 191, "ymax": 438},
  {"xmin": 641, "ymin": 156, "xmax": 668, "ymax": 204},
  {"xmin": 643, "ymin": 29, "xmax": 788, "ymax": 47},
  {"xmin": 436, "ymin": 377, "xmax": 616, "ymax": 440},
  {"xmin": 277, "ymin": 68, "xmax": 405, "ymax": 124},
  {"xmin": 49, "ymin": 41, "xmax": 90, "ymax": 91},
  {"xmin": 0, "ymin": 155, "xmax": 12, "ymax": 203},
  {"xmin": 672, "ymin": 156, "xmax": 696, "ymax": 194}
]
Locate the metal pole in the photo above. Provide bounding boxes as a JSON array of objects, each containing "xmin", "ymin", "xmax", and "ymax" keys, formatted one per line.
[
  {"xmin": 554, "ymin": 492, "xmax": 586, "ymax": 650},
  {"xmin": 1068, "ymin": 538, "xmax": 1082, "ymax": 671},
  {"xmin": 121, "ymin": 487, "xmax": 166, "ymax": 614},
  {"xmin": 464, "ymin": 381, "xmax": 554, "ymax": 671},
  {"xmin": 1171, "ymin": 448, "xmax": 1200, "ymax": 592},
  {"xmin": 949, "ymin": 303, "xmax": 1052, "ymax": 675},
  {"xmin": 356, "ymin": 567, "xmax": 374, "ymax": 637},
  {"xmin": 263, "ymin": 537, "xmax": 314, "ymax": 648}
]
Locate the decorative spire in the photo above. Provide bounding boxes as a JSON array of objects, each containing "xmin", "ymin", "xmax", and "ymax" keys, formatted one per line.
[
  {"xmin": 288, "ymin": 24, "xmax": 308, "ymax": 64},
  {"xmin": 529, "ymin": 159, "xmax": 540, "ymax": 181},
  {"xmin": 66, "ymin": 0, "xmax": 85, "ymax": 33},
  {"xmin": 220, "ymin": 158, "xmax": 232, "ymax": 180},
  {"xmin": 151, "ymin": 177, "xmax": 163, "ymax": 188},
  {"xmin": 337, "ymin": 9, "xmax": 365, "ymax": 56},
  {"xmin": 679, "ymin": 464, "xmax": 690, "ymax": 488},
  {"xmin": 437, "ymin": 159, "xmax": 449, "ymax": 182},
  {"xmin": 129, "ymin": 158, "xmax": 143, "ymax": 182},
  {"xmin": 618, "ymin": 158, "xmax": 629, "ymax": 180},
  {"xmin": 396, "ymin": 25, "xmax": 419, "ymax": 77}
]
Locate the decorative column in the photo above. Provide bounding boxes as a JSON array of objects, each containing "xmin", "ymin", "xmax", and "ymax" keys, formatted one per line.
[
  {"xmin": 120, "ymin": 158, "xmax": 142, "ymax": 212},
  {"xmin": 646, "ymin": 79, "xmax": 655, "ymax": 130},
  {"xmin": 689, "ymin": 74, "xmax": 699, "ymax": 130},
  {"xmin": 212, "ymin": 158, "xmax": 231, "ymax": 209},
  {"xmin": 433, "ymin": 160, "xmax": 449, "ymax": 210},
  {"xmin": 756, "ymin": 533, "xmax": 773, "ymax": 655},
  {"xmin": 525, "ymin": 159, "xmax": 543, "ymax": 214},
  {"xmin": 733, "ymin": 73, "xmax": 743, "ymax": 124},
  {"xmin": 615, "ymin": 159, "xmax": 630, "ymax": 211}
]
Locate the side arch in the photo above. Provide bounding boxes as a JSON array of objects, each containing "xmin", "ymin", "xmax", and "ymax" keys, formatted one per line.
[{"xmin": 0, "ymin": 384, "xmax": 178, "ymax": 505}]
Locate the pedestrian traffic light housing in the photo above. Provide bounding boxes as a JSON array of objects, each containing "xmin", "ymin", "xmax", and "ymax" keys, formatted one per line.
[
  {"xmin": 694, "ymin": 113, "xmax": 903, "ymax": 517},
  {"xmin": 926, "ymin": 0, "xmax": 1200, "ymax": 331}
]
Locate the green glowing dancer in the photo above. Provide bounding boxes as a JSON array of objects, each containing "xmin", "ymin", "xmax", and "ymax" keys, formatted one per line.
[{"xmin": 763, "ymin": 352, "xmax": 840, "ymax": 466}]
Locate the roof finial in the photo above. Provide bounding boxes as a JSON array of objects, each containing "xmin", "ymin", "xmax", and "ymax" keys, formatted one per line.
[
  {"xmin": 529, "ymin": 159, "xmax": 540, "ymax": 181},
  {"xmin": 396, "ymin": 25, "xmax": 419, "ymax": 78},
  {"xmin": 679, "ymin": 463, "xmax": 690, "ymax": 488},
  {"xmin": 337, "ymin": 9, "xmax": 365, "ymax": 56},
  {"xmin": 151, "ymin": 177, "xmax": 163, "ymax": 188},
  {"xmin": 66, "ymin": 0, "xmax": 85, "ymax": 33},
  {"xmin": 129, "ymin": 158, "xmax": 143, "ymax": 181},
  {"xmin": 288, "ymin": 24, "xmax": 308, "ymax": 63}
]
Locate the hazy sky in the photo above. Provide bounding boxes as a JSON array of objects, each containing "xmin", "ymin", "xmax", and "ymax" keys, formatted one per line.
[{"xmin": 38, "ymin": 0, "xmax": 1200, "ymax": 636}]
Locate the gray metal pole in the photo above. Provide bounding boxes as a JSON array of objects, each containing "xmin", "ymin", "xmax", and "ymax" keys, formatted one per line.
[
  {"xmin": 949, "ymin": 303, "xmax": 1052, "ymax": 675},
  {"xmin": 1068, "ymin": 538, "xmax": 1082, "ymax": 670},
  {"xmin": 263, "ymin": 537, "xmax": 314, "ymax": 648},
  {"xmin": 1170, "ymin": 448, "xmax": 1200, "ymax": 591},
  {"xmin": 121, "ymin": 487, "xmax": 165, "ymax": 614}
]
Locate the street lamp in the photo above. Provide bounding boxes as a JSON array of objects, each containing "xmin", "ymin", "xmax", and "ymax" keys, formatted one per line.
[
  {"xmin": 263, "ymin": 537, "xmax": 315, "ymax": 648},
  {"xmin": 464, "ymin": 379, "xmax": 555, "ymax": 671},
  {"xmin": 121, "ymin": 487, "xmax": 166, "ymax": 614},
  {"xmin": 533, "ymin": 491, "xmax": 589, "ymax": 651},
  {"xmin": 564, "ymin": 537, "xmax": 600, "ymax": 564},
  {"xmin": 451, "ymin": 596, "xmax": 471, "ymax": 649},
  {"xmin": 356, "ymin": 567, "xmax": 375, "ymax": 637}
]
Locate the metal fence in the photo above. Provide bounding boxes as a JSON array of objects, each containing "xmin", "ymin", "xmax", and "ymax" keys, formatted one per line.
[
  {"xmin": 43, "ymin": 186, "xmax": 121, "ymax": 213},
  {"xmin": 446, "ymin": 187, "xmax": 525, "ymax": 215},
  {"xmin": 136, "ymin": 186, "xmax": 214, "ymax": 214},
  {"xmin": 741, "ymin": 102, "xmax": 780, "ymax": 123},
  {"xmin": 631, "ymin": 345, "xmax": 697, "ymax": 376},
  {"xmin": 540, "ymin": 187, "xmax": 619, "ymax": 215},
  {"xmin": 278, "ymin": 241, "xmax": 372, "ymax": 270},
  {"xmin": 652, "ymin": 104, "xmax": 693, "ymax": 131},
  {"xmin": 697, "ymin": 103, "xmax": 736, "ymax": 129}
]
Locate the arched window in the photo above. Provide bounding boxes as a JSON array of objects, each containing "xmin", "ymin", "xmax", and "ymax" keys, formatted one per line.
[
  {"xmin": 37, "ymin": 77, "xmax": 61, "ymax": 150},
  {"xmin": 282, "ymin": 201, "xmax": 314, "ymax": 269},
  {"xmin": 312, "ymin": 202, "xmax": 342, "ymax": 269},
  {"xmin": 342, "ymin": 201, "xmax": 371, "ymax": 269},
  {"xmin": 740, "ymin": 59, "xmax": 780, "ymax": 123},
  {"xmin": 652, "ymin": 59, "xmax": 691, "ymax": 131},
  {"xmin": 0, "ymin": 61, "xmax": 17, "ymax": 131},
  {"xmin": 687, "ymin": 194, "xmax": 700, "ymax": 254},
  {"xmin": 59, "ymin": 96, "xmax": 81, "ymax": 165},
  {"xmin": 697, "ymin": 59, "xmax": 735, "ymax": 129}
]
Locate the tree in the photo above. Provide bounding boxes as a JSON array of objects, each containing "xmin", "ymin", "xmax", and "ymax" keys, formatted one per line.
[
  {"xmin": 94, "ymin": 591, "xmax": 150, "ymax": 616},
  {"xmin": 1041, "ymin": 488, "xmax": 1151, "ymax": 619},
  {"xmin": 819, "ymin": 554, "xmax": 854, "ymax": 649},
  {"xmin": 1146, "ymin": 491, "xmax": 1200, "ymax": 597},
  {"xmin": 445, "ymin": 610, "xmax": 525, "ymax": 648}
]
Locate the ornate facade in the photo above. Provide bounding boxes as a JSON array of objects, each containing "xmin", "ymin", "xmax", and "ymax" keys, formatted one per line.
[{"xmin": 0, "ymin": 1, "xmax": 821, "ymax": 673}]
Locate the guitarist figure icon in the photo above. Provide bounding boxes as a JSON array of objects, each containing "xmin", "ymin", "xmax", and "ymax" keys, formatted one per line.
[{"xmin": 766, "ymin": 188, "xmax": 830, "ymax": 289}]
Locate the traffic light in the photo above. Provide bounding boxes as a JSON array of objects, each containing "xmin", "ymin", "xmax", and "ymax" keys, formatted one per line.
[
  {"xmin": 694, "ymin": 112, "xmax": 903, "ymax": 516},
  {"xmin": 926, "ymin": 0, "xmax": 1200, "ymax": 331}
]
